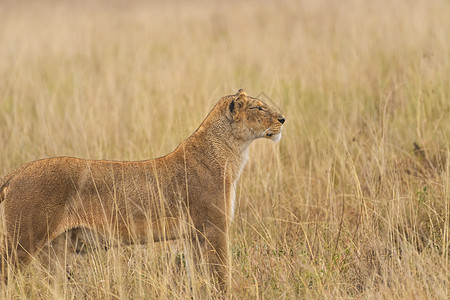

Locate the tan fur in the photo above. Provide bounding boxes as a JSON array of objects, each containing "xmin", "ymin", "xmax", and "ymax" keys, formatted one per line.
[{"xmin": 0, "ymin": 89, "xmax": 285, "ymax": 289}]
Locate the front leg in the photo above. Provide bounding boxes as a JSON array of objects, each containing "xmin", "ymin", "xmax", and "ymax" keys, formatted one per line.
[
  {"xmin": 188, "ymin": 184, "xmax": 233, "ymax": 293},
  {"xmin": 193, "ymin": 217, "xmax": 230, "ymax": 292}
]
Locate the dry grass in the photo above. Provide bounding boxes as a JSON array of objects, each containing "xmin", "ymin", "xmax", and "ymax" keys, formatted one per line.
[{"xmin": 0, "ymin": 0, "xmax": 449, "ymax": 298}]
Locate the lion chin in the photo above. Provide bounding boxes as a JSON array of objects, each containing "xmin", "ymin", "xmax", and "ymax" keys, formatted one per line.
[
  {"xmin": 271, "ymin": 131, "xmax": 282, "ymax": 142},
  {"xmin": 266, "ymin": 127, "xmax": 283, "ymax": 142}
]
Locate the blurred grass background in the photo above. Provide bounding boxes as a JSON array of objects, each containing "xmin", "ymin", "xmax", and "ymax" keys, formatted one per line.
[{"xmin": 0, "ymin": 0, "xmax": 448, "ymax": 298}]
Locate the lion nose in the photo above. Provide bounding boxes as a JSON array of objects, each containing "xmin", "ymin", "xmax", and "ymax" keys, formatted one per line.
[{"xmin": 278, "ymin": 117, "xmax": 285, "ymax": 124}]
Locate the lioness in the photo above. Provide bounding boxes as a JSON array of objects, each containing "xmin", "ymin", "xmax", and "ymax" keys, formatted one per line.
[{"xmin": 0, "ymin": 89, "xmax": 285, "ymax": 290}]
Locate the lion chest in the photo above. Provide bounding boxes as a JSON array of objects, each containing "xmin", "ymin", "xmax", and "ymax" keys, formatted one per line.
[
  {"xmin": 229, "ymin": 181, "xmax": 237, "ymax": 222},
  {"xmin": 228, "ymin": 148, "xmax": 249, "ymax": 222}
]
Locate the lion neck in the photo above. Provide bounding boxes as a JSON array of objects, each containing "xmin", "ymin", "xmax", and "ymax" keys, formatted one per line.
[{"xmin": 182, "ymin": 107, "xmax": 252, "ymax": 179}]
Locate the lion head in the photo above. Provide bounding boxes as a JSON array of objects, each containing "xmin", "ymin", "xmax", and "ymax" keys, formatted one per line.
[{"xmin": 227, "ymin": 89, "xmax": 285, "ymax": 142}]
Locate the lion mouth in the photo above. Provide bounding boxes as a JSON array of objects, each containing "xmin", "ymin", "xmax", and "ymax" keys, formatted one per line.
[
  {"xmin": 264, "ymin": 126, "xmax": 282, "ymax": 138},
  {"xmin": 262, "ymin": 125, "xmax": 283, "ymax": 141},
  {"xmin": 263, "ymin": 127, "xmax": 283, "ymax": 142}
]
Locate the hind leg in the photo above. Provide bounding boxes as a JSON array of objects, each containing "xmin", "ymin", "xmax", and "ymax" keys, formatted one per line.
[
  {"xmin": 0, "ymin": 235, "xmax": 39, "ymax": 284},
  {"xmin": 1, "ymin": 203, "xmax": 67, "ymax": 282},
  {"xmin": 2, "ymin": 226, "xmax": 49, "ymax": 269}
]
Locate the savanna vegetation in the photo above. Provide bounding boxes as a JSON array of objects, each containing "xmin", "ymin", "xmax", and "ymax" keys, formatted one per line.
[{"xmin": 0, "ymin": 0, "xmax": 448, "ymax": 298}]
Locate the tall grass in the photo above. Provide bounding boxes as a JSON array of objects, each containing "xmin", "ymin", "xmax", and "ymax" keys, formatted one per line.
[{"xmin": 0, "ymin": 0, "xmax": 448, "ymax": 298}]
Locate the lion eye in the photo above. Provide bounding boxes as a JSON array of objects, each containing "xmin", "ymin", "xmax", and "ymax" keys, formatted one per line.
[{"xmin": 249, "ymin": 107, "xmax": 264, "ymax": 111}]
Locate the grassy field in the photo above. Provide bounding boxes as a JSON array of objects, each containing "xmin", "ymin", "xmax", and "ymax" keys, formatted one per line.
[{"xmin": 0, "ymin": 0, "xmax": 448, "ymax": 298}]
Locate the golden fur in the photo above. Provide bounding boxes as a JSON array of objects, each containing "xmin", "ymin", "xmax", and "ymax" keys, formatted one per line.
[{"xmin": 0, "ymin": 89, "xmax": 285, "ymax": 289}]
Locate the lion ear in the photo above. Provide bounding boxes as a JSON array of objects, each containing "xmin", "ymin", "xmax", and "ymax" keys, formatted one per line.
[
  {"xmin": 236, "ymin": 89, "xmax": 247, "ymax": 97},
  {"xmin": 229, "ymin": 92, "xmax": 246, "ymax": 121}
]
